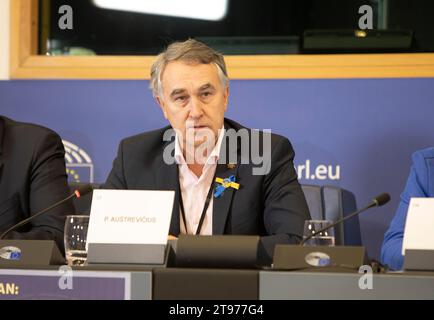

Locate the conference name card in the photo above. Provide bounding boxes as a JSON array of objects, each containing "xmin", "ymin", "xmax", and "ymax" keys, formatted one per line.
[
  {"xmin": 87, "ymin": 189, "xmax": 175, "ymax": 246},
  {"xmin": 402, "ymin": 197, "xmax": 434, "ymax": 255}
]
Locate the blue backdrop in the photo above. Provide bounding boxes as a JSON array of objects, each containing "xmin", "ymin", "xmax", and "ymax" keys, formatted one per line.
[{"xmin": 1, "ymin": 78, "xmax": 434, "ymax": 260}]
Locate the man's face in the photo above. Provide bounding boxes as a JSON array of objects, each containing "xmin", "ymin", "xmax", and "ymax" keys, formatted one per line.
[{"xmin": 156, "ymin": 61, "xmax": 229, "ymax": 148}]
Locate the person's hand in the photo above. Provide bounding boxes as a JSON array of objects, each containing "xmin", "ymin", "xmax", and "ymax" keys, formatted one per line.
[{"xmin": 168, "ymin": 235, "xmax": 178, "ymax": 240}]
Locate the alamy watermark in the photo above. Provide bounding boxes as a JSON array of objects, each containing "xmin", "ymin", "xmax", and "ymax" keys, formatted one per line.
[
  {"xmin": 58, "ymin": 5, "xmax": 73, "ymax": 30},
  {"xmin": 56, "ymin": 4, "xmax": 373, "ymax": 32},
  {"xmin": 358, "ymin": 5, "xmax": 373, "ymax": 30},
  {"xmin": 162, "ymin": 125, "xmax": 342, "ymax": 179},
  {"xmin": 58, "ymin": 265, "xmax": 73, "ymax": 290},
  {"xmin": 162, "ymin": 126, "xmax": 272, "ymax": 176},
  {"xmin": 358, "ymin": 265, "xmax": 373, "ymax": 290}
]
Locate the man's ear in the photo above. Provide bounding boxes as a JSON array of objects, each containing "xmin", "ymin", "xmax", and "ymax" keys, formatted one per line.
[
  {"xmin": 156, "ymin": 96, "xmax": 168, "ymax": 119},
  {"xmin": 223, "ymin": 86, "xmax": 230, "ymax": 111}
]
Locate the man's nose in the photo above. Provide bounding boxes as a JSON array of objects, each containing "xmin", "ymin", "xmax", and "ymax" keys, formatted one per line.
[{"xmin": 188, "ymin": 97, "xmax": 204, "ymax": 119}]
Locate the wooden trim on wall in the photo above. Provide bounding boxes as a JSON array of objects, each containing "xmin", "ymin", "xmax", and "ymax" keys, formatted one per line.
[{"xmin": 10, "ymin": 0, "xmax": 434, "ymax": 80}]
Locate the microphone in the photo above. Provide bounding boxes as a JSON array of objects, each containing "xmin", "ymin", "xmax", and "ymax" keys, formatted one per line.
[
  {"xmin": 0, "ymin": 184, "xmax": 93, "ymax": 239},
  {"xmin": 300, "ymin": 192, "xmax": 391, "ymax": 246}
]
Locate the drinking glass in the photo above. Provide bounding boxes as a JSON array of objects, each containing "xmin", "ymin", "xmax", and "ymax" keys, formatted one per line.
[
  {"xmin": 303, "ymin": 220, "xmax": 335, "ymax": 246},
  {"xmin": 64, "ymin": 215, "xmax": 89, "ymax": 266}
]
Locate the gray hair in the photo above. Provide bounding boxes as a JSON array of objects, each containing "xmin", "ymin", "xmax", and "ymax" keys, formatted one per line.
[{"xmin": 149, "ymin": 39, "xmax": 229, "ymax": 98}]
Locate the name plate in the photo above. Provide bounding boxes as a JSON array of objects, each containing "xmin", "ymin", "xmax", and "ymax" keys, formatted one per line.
[
  {"xmin": 403, "ymin": 198, "xmax": 434, "ymax": 270},
  {"xmin": 403, "ymin": 198, "xmax": 434, "ymax": 254},
  {"xmin": 87, "ymin": 190, "xmax": 175, "ymax": 264},
  {"xmin": 0, "ymin": 269, "xmax": 130, "ymax": 300}
]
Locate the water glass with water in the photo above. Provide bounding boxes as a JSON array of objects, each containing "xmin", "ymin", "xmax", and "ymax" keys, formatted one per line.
[
  {"xmin": 303, "ymin": 220, "xmax": 335, "ymax": 246},
  {"xmin": 64, "ymin": 215, "xmax": 89, "ymax": 266}
]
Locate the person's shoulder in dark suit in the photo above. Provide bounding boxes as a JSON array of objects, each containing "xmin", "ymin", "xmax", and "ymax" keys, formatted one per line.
[
  {"xmin": 102, "ymin": 125, "xmax": 173, "ymax": 189},
  {"xmin": 0, "ymin": 116, "xmax": 73, "ymax": 250},
  {"xmin": 224, "ymin": 118, "xmax": 296, "ymax": 159}
]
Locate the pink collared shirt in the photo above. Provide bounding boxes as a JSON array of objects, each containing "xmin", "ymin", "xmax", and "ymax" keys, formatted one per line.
[{"xmin": 175, "ymin": 127, "xmax": 225, "ymax": 235}]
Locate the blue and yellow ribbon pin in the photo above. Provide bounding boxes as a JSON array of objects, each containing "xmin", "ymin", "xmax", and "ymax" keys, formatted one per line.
[{"xmin": 214, "ymin": 175, "xmax": 240, "ymax": 198}]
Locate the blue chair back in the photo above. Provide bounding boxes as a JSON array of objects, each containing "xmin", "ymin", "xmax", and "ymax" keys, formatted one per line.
[{"xmin": 301, "ymin": 184, "xmax": 362, "ymax": 246}]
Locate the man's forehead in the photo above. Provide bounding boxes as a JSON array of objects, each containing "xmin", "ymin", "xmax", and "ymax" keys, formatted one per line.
[{"xmin": 162, "ymin": 62, "xmax": 219, "ymax": 84}]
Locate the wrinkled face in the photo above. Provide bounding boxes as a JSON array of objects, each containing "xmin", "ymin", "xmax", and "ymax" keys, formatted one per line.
[{"xmin": 156, "ymin": 61, "xmax": 229, "ymax": 149}]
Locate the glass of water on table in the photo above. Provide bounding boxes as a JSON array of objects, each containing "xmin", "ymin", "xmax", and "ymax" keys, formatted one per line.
[
  {"xmin": 302, "ymin": 220, "xmax": 335, "ymax": 246},
  {"xmin": 64, "ymin": 215, "xmax": 89, "ymax": 266}
]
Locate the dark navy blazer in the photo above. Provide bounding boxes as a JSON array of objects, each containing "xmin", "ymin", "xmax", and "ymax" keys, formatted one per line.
[{"xmin": 103, "ymin": 118, "xmax": 310, "ymax": 263}]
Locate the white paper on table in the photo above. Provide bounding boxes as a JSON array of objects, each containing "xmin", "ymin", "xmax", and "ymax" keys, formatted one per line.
[
  {"xmin": 86, "ymin": 189, "xmax": 175, "ymax": 246},
  {"xmin": 402, "ymin": 197, "xmax": 434, "ymax": 255}
]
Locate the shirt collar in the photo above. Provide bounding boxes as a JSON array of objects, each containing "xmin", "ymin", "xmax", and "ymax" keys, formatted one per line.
[{"xmin": 174, "ymin": 126, "xmax": 225, "ymax": 165}]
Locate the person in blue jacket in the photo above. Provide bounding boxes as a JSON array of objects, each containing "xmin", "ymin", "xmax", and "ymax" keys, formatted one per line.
[{"xmin": 381, "ymin": 147, "xmax": 434, "ymax": 270}]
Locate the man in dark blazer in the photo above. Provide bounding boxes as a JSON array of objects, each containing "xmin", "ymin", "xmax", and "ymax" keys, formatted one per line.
[
  {"xmin": 0, "ymin": 116, "xmax": 73, "ymax": 251},
  {"xmin": 104, "ymin": 39, "xmax": 310, "ymax": 263}
]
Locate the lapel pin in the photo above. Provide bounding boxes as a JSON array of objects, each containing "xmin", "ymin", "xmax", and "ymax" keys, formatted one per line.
[
  {"xmin": 214, "ymin": 175, "xmax": 240, "ymax": 198},
  {"xmin": 227, "ymin": 163, "xmax": 236, "ymax": 169}
]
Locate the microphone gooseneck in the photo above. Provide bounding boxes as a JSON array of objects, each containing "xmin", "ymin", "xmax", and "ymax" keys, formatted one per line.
[{"xmin": 0, "ymin": 184, "xmax": 93, "ymax": 240}]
